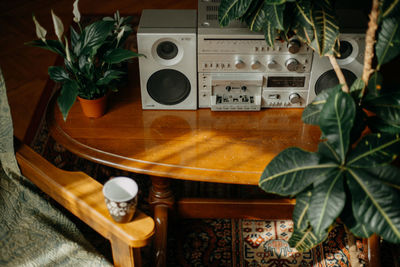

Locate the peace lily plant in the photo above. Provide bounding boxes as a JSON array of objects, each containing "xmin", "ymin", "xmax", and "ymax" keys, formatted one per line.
[
  {"xmin": 219, "ymin": 0, "xmax": 400, "ymax": 260},
  {"xmin": 28, "ymin": 0, "xmax": 142, "ymax": 120}
]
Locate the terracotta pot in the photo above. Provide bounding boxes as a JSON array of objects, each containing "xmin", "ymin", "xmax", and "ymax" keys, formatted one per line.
[{"xmin": 77, "ymin": 94, "xmax": 108, "ymax": 118}]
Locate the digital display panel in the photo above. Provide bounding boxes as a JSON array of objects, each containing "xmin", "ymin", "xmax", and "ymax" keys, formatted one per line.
[{"xmin": 267, "ymin": 77, "xmax": 305, "ymax": 87}]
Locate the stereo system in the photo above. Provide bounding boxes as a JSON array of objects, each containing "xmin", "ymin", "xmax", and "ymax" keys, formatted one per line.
[{"xmin": 137, "ymin": 3, "xmax": 365, "ymax": 111}]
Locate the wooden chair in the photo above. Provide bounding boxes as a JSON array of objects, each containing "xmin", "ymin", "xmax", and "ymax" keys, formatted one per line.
[
  {"xmin": 14, "ymin": 140, "xmax": 155, "ymax": 267},
  {"xmin": 1, "ymin": 66, "xmax": 154, "ymax": 266}
]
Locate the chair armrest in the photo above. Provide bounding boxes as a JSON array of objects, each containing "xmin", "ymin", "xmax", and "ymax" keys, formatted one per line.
[{"xmin": 15, "ymin": 142, "xmax": 155, "ymax": 248}]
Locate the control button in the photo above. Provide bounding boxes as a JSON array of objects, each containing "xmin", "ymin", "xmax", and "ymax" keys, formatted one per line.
[
  {"xmin": 285, "ymin": 58, "xmax": 300, "ymax": 72},
  {"xmin": 289, "ymin": 93, "xmax": 302, "ymax": 104},
  {"xmin": 225, "ymin": 85, "xmax": 232, "ymax": 92},
  {"xmin": 251, "ymin": 60, "xmax": 261, "ymax": 70},
  {"xmin": 267, "ymin": 60, "xmax": 278, "ymax": 70},
  {"xmin": 241, "ymin": 86, "xmax": 247, "ymax": 92},
  {"xmin": 235, "ymin": 59, "xmax": 245, "ymax": 69},
  {"xmin": 288, "ymin": 39, "xmax": 301, "ymax": 54}
]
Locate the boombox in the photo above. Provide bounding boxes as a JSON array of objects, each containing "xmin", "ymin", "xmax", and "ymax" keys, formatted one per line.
[{"xmin": 137, "ymin": 4, "xmax": 366, "ymax": 111}]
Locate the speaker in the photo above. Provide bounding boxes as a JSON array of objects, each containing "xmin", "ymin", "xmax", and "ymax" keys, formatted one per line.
[
  {"xmin": 307, "ymin": 33, "xmax": 365, "ymax": 104},
  {"xmin": 137, "ymin": 9, "xmax": 197, "ymax": 110}
]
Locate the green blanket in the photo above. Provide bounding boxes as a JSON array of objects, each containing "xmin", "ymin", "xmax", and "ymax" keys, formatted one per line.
[{"xmin": 0, "ymin": 68, "xmax": 112, "ymax": 266}]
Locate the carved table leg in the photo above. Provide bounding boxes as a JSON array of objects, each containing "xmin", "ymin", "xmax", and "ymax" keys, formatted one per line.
[{"xmin": 149, "ymin": 176, "xmax": 174, "ymax": 267}]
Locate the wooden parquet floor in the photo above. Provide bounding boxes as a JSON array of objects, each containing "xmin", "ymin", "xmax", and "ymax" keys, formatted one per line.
[{"xmin": 0, "ymin": 0, "xmax": 196, "ymax": 140}]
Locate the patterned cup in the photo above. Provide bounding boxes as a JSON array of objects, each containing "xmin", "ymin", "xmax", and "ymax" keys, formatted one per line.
[{"xmin": 103, "ymin": 177, "xmax": 138, "ymax": 223}]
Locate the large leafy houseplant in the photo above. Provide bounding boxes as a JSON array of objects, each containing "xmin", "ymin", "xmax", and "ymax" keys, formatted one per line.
[
  {"xmin": 219, "ymin": 0, "xmax": 400, "ymax": 256},
  {"xmin": 28, "ymin": 0, "xmax": 142, "ymax": 120}
]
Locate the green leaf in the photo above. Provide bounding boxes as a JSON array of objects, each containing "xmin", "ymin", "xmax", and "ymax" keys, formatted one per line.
[
  {"xmin": 48, "ymin": 66, "xmax": 70, "ymax": 82},
  {"xmin": 340, "ymin": 198, "xmax": 373, "ymax": 238},
  {"xmin": 318, "ymin": 141, "xmax": 340, "ymax": 163},
  {"xmin": 319, "ymin": 90, "xmax": 356, "ymax": 163},
  {"xmin": 263, "ymin": 21, "xmax": 278, "ymax": 47},
  {"xmin": 103, "ymin": 48, "xmax": 143, "ymax": 64},
  {"xmin": 302, "ymin": 84, "xmax": 341, "ymax": 125},
  {"xmin": 76, "ymin": 20, "xmax": 114, "ymax": 56},
  {"xmin": 364, "ymin": 92, "xmax": 400, "ymax": 125},
  {"xmin": 367, "ymin": 116, "xmax": 400, "ymax": 134},
  {"xmin": 218, "ymin": 0, "xmax": 253, "ymax": 27},
  {"xmin": 347, "ymin": 133, "xmax": 400, "ymax": 167},
  {"xmin": 263, "ymin": 3, "xmax": 285, "ymax": 31},
  {"xmin": 347, "ymin": 168, "xmax": 400, "ymax": 243},
  {"xmin": 96, "ymin": 70, "xmax": 125, "ymax": 86},
  {"xmin": 26, "ymin": 39, "xmax": 65, "ymax": 57},
  {"xmin": 360, "ymin": 165, "xmax": 400, "ymax": 191},
  {"xmin": 265, "ymin": 0, "xmax": 286, "ymax": 4},
  {"xmin": 366, "ymin": 72, "xmax": 384, "ymax": 98},
  {"xmin": 288, "ymin": 225, "xmax": 328, "ymax": 252},
  {"xmin": 376, "ymin": 17, "xmax": 400, "ymax": 69},
  {"xmin": 246, "ymin": 0, "xmax": 266, "ymax": 32},
  {"xmin": 349, "ymin": 106, "xmax": 367, "ymax": 144},
  {"xmin": 292, "ymin": 0, "xmax": 314, "ymax": 43},
  {"xmin": 349, "ymin": 78, "xmax": 364, "ymax": 100},
  {"xmin": 309, "ymin": 1, "xmax": 339, "ymax": 56},
  {"xmin": 259, "ymin": 147, "xmax": 337, "ymax": 196},
  {"xmin": 292, "ymin": 189, "xmax": 312, "ymax": 231},
  {"xmin": 382, "ymin": 0, "xmax": 400, "ymax": 18},
  {"xmin": 57, "ymin": 80, "xmax": 79, "ymax": 121},
  {"xmin": 308, "ymin": 170, "xmax": 345, "ymax": 235},
  {"xmin": 70, "ymin": 26, "xmax": 79, "ymax": 48}
]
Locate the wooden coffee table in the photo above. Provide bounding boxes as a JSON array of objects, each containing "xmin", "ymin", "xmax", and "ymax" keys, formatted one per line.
[{"xmin": 47, "ymin": 64, "xmax": 322, "ymax": 266}]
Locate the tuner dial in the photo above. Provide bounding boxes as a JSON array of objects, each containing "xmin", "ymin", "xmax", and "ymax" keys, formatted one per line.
[
  {"xmin": 289, "ymin": 93, "xmax": 302, "ymax": 104},
  {"xmin": 288, "ymin": 39, "xmax": 301, "ymax": 54},
  {"xmin": 267, "ymin": 60, "xmax": 278, "ymax": 69},
  {"xmin": 285, "ymin": 58, "xmax": 300, "ymax": 72},
  {"xmin": 251, "ymin": 60, "xmax": 261, "ymax": 70},
  {"xmin": 235, "ymin": 59, "xmax": 245, "ymax": 69}
]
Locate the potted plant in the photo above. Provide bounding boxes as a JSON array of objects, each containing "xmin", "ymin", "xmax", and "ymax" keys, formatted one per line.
[
  {"xmin": 219, "ymin": 0, "xmax": 400, "ymax": 264},
  {"xmin": 28, "ymin": 0, "xmax": 143, "ymax": 120}
]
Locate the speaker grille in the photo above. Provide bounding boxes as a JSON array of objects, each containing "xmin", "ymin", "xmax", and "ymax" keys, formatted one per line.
[
  {"xmin": 147, "ymin": 69, "xmax": 191, "ymax": 105},
  {"xmin": 315, "ymin": 69, "xmax": 357, "ymax": 95}
]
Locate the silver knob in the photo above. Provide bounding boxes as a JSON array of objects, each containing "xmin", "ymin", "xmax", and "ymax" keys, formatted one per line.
[
  {"xmin": 235, "ymin": 60, "xmax": 245, "ymax": 69},
  {"xmin": 267, "ymin": 60, "xmax": 278, "ymax": 69},
  {"xmin": 285, "ymin": 58, "xmax": 299, "ymax": 72},
  {"xmin": 251, "ymin": 60, "xmax": 261, "ymax": 70},
  {"xmin": 288, "ymin": 39, "xmax": 301, "ymax": 54},
  {"xmin": 289, "ymin": 93, "xmax": 302, "ymax": 104}
]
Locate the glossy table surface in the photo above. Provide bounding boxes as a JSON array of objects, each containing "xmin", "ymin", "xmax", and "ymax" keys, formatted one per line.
[{"xmin": 48, "ymin": 65, "xmax": 321, "ymax": 185}]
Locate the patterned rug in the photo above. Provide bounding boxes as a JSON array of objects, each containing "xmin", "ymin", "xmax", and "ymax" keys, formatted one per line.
[{"xmin": 166, "ymin": 218, "xmax": 365, "ymax": 267}]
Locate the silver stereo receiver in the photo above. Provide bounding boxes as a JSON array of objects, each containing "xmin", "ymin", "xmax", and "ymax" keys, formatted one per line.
[{"xmin": 197, "ymin": 0, "xmax": 314, "ymax": 111}]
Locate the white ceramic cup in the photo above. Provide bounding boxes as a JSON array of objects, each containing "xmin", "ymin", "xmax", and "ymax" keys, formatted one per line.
[{"xmin": 103, "ymin": 177, "xmax": 138, "ymax": 223}]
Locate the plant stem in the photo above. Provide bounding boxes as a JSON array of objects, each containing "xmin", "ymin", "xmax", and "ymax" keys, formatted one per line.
[
  {"xmin": 345, "ymin": 225, "xmax": 362, "ymax": 267},
  {"xmin": 361, "ymin": 0, "xmax": 380, "ymax": 96},
  {"xmin": 328, "ymin": 55, "xmax": 350, "ymax": 93}
]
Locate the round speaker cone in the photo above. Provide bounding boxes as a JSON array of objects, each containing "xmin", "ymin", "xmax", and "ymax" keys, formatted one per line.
[
  {"xmin": 315, "ymin": 69, "xmax": 357, "ymax": 95},
  {"xmin": 336, "ymin": 41, "xmax": 353, "ymax": 60},
  {"xmin": 156, "ymin": 41, "xmax": 178, "ymax": 60},
  {"xmin": 147, "ymin": 69, "xmax": 191, "ymax": 105}
]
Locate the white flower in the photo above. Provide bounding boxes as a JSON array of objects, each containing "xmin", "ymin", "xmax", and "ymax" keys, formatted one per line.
[
  {"xmin": 64, "ymin": 37, "xmax": 71, "ymax": 62},
  {"xmin": 51, "ymin": 10, "xmax": 64, "ymax": 41},
  {"xmin": 116, "ymin": 28, "xmax": 125, "ymax": 47},
  {"xmin": 120, "ymin": 202, "xmax": 127, "ymax": 207},
  {"xmin": 32, "ymin": 15, "xmax": 47, "ymax": 41},
  {"xmin": 72, "ymin": 0, "xmax": 81, "ymax": 23}
]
